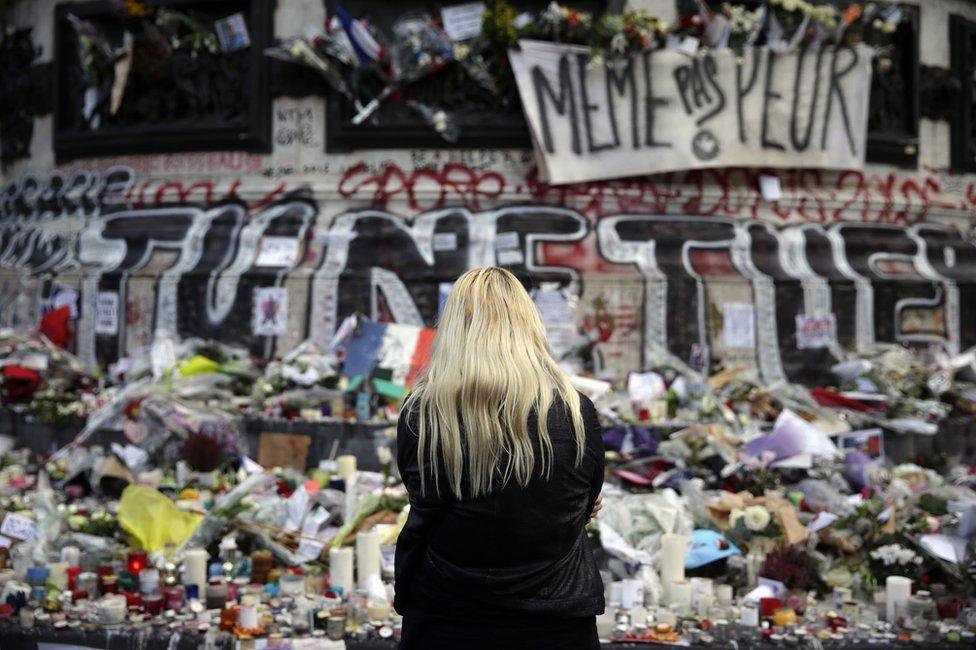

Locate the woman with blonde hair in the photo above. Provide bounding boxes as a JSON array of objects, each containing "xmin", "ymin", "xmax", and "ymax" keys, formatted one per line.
[{"xmin": 394, "ymin": 267, "xmax": 605, "ymax": 649}]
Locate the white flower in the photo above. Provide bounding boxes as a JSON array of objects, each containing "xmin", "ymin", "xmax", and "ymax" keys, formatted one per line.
[
  {"xmin": 376, "ymin": 446, "xmax": 393, "ymax": 466},
  {"xmin": 743, "ymin": 505, "xmax": 772, "ymax": 532},
  {"xmin": 870, "ymin": 543, "xmax": 921, "ymax": 567}
]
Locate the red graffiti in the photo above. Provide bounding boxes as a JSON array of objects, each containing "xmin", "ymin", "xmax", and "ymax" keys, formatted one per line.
[
  {"xmin": 125, "ymin": 178, "xmax": 288, "ymax": 213},
  {"xmin": 338, "ymin": 162, "xmax": 506, "ymax": 211}
]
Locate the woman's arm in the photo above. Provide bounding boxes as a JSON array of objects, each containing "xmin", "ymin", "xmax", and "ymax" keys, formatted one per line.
[
  {"xmin": 393, "ymin": 411, "xmax": 449, "ymax": 613},
  {"xmin": 582, "ymin": 396, "xmax": 606, "ymax": 517}
]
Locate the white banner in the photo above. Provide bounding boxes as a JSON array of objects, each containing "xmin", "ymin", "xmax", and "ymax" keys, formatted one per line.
[{"xmin": 510, "ymin": 41, "xmax": 874, "ymax": 185}]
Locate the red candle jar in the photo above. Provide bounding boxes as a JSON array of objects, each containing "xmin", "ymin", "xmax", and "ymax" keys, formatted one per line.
[
  {"xmin": 163, "ymin": 585, "xmax": 185, "ymax": 611},
  {"xmin": 127, "ymin": 551, "xmax": 148, "ymax": 575},
  {"xmin": 66, "ymin": 566, "xmax": 81, "ymax": 591},
  {"xmin": 759, "ymin": 597, "xmax": 782, "ymax": 619},
  {"xmin": 102, "ymin": 576, "xmax": 118, "ymax": 595},
  {"xmin": 71, "ymin": 589, "xmax": 89, "ymax": 603},
  {"xmin": 123, "ymin": 590, "xmax": 142, "ymax": 610},
  {"xmin": 143, "ymin": 593, "xmax": 163, "ymax": 616}
]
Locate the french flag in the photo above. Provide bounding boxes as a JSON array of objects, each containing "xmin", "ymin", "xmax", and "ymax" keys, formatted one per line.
[
  {"xmin": 342, "ymin": 320, "xmax": 435, "ymax": 387},
  {"xmin": 333, "ymin": 4, "xmax": 384, "ymax": 64}
]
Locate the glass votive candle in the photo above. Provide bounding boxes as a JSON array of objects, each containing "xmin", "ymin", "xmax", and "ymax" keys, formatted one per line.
[
  {"xmin": 126, "ymin": 551, "xmax": 148, "ymax": 575},
  {"xmin": 206, "ymin": 578, "xmax": 229, "ymax": 610},
  {"xmin": 279, "ymin": 572, "xmax": 306, "ymax": 598},
  {"xmin": 163, "ymin": 585, "xmax": 185, "ymax": 611}
]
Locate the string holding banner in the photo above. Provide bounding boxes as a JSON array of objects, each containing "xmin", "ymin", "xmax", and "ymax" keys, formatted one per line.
[{"xmin": 509, "ymin": 41, "xmax": 874, "ymax": 185}]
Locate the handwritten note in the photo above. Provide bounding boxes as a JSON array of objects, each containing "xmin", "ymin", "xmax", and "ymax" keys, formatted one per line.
[
  {"xmin": 256, "ymin": 236, "xmax": 300, "ymax": 267},
  {"xmin": 1, "ymin": 513, "xmax": 36, "ymax": 541},
  {"xmin": 795, "ymin": 313, "xmax": 837, "ymax": 349},
  {"xmin": 95, "ymin": 292, "xmax": 119, "ymax": 335},
  {"xmin": 722, "ymin": 303, "xmax": 755, "ymax": 349},
  {"xmin": 441, "ymin": 2, "xmax": 485, "ymax": 41}
]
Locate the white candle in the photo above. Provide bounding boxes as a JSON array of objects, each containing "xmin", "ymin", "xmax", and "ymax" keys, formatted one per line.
[
  {"xmin": 668, "ymin": 579, "xmax": 692, "ymax": 611},
  {"xmin": 659, "ymin": 533, "xmax": 686, "ymax": 601},
  {"xmin": 329, "ymin": 547, "xmax": 354, "ymax": 596},
  {"xmin": 183, "ymin": 548, "xmax": 209, "ymax": 593},
  {"xmin": 336, "ymin": 455, "xmax": 357, "ymax": 481},
  {"xmin": 886, "ymin": 576, "xmax": 912, "ymax": 622},
  {"xmin": 356, "ymin": 530, "xmax": 381, "ymax": 589}
]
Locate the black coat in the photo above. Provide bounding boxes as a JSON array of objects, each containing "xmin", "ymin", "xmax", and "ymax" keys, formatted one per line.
[{"xmin": 393, "ymin": 393, "xmax": 606, "ymax": 623}]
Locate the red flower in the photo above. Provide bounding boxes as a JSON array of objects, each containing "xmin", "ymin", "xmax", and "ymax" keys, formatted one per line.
[
  {"xmin": 568, "ymin": 10, "xmax": 580, "ymax": 27},
  {"xmin": 2, "ymin": 365, "xmax": 43, "ymax": 402}
]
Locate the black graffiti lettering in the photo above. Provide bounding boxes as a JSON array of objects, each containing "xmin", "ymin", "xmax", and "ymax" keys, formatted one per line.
[
  {"xmin": 531, "ymin": 55, "xmax": 581, "ymax": 154},
  {"xmin": 790, "ymin": 46, "xmax": 826, "ymax": 152},
  {"xmin": 761, "ymin": 49, "xmax": 785, "ymax": 151},
  {"xmin": 642, "ymin": 50, "xmax": 672, "ymax": 148},
  {"xmin": 696, "ymin": 54, "xmax": 727, "ymax": 127},
  {"xmin": 605, "ymin": 57, "xmax": 637, "ymax": 149},
  {"xmin": 821, "ymin": 44, "xmax": 859, "ymax": 154},
  {"xmin": 735, "ymin": 49, "xmax": 762, "ymax": 144},
  {"xmin": 578, "ymin": 54, "xmax": 616, "ymax": 153}
]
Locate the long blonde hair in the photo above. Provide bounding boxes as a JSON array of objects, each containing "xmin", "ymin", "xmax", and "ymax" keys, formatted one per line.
[{"xmin": 405, "ymin": 267, "xmax": 585, "ymax": 499}]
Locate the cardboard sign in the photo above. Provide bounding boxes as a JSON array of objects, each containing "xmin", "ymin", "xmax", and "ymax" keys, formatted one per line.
[
  {"xmin": 257, "ymin": 432, "xmax": 311, "ymax": 470},
  {"xmin": 510, "ymin": 41, "xmax": 873, "ymax": 184}
]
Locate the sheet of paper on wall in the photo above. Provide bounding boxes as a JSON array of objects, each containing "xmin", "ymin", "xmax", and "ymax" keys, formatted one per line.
[
  {"xmin": 534, "ymin": 289, "xmax": 578, "ymax": 360},
  {"xmin": 722, "ymin": 303, "xmax": 755, "ymax": 349},
  {"xmin": 95, "ymin": 292, "xmax": 119, "ymax": 335},
  {"xmin": 795, "ymin": 313, "xmax": 837, "ymax": 349},
  {"xmin": 441, "ymin": 2, "xmax": 485, "ymax": 41},
  {"xmin": 497, "ymin": 248, "xmax": 524, "ymax": 266},
  {"xmin": 215, "ymin": 12, "xmax": 251, "ymax": 52},
  {"xmin": 759, "ymin": 174, "xmax": 782, "ymax": 202},
  {"xmin": 252, "ymin": 287, "xmax": 289, "ymax": 336},
  {"xmin": 256, "ymin": 236, "xmax": 300, "ymax": 267},
  {"xmin": 494, "ymin": 230, "xmax": 520, "ymax": 250},
  {"xmin": 432, "ymin": 232, "xmax": 458, "ymax": 252}
]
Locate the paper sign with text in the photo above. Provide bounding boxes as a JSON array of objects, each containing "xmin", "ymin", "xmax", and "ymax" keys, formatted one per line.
[
  {"xmin": 510, "ymin": 41, "xmax": 873, "ymax": 184},
  {"xmin": 796, "ymin": 313, "xmax": 837, "ymax": 349}
]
